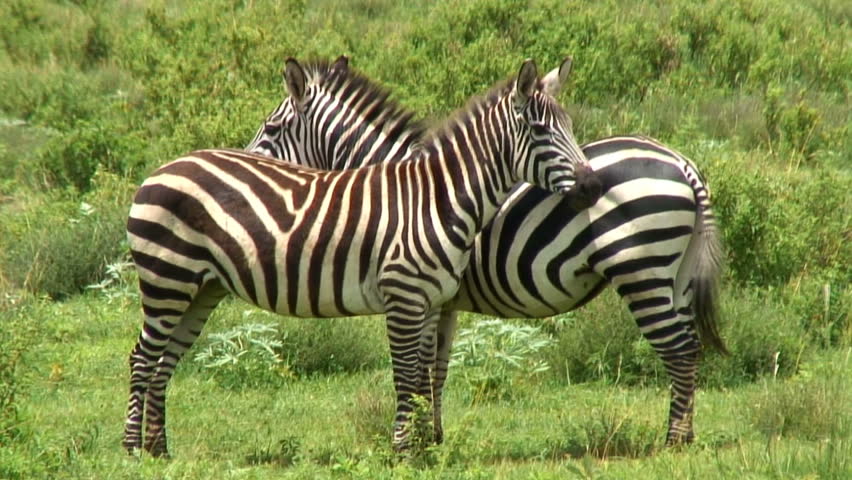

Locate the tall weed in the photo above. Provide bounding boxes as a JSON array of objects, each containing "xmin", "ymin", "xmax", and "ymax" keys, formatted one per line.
[{"xmin": 193, "ymin": 322, "xmax": 293, "ymax": 390}]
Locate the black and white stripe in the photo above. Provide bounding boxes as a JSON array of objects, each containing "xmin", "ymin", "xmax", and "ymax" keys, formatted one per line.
[
  {"xmin": 123, "ymin": 57, "xmax": 597, "ymax": 456},
  {"xmin": 247, "ymin": 58, "xmax": 725, "ymax": 446},
  {"xmin": 247, "ymin": 56, "xmax": 425, "ymax": 169}
]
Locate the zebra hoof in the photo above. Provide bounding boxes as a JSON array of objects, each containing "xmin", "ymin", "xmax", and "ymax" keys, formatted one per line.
[
  {"xmin": 143, "ymin": 441, "xmax": 171, "ymax": 459},
  {"xmin": 125, "ymin": 446, "xmax": 142, "ymax": 459},
  {"xmin": 665, "ymin": 431, "xmax": 695, "ymax": 447}
]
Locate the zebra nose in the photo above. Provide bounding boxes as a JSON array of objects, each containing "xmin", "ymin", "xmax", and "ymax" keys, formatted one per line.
[{"xmin": 567, "ymin": 164, "xmax": 602, "ymax": 211}]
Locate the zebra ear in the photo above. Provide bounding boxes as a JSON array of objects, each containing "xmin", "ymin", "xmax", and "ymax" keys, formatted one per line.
[
  {"xmin": 284, "ymin": 57, "xmax": 308, "ymax": 106},
  {"xmin": 541, "ymin": 56, "xmax": 573, "ymax": 98},
  {"xmin": 331, "ymin": 55, "xmax": 349, "ymax": 72},
  {"xmin": 515, "ymin": 58, "xmax": 539, "ymax": 109}
]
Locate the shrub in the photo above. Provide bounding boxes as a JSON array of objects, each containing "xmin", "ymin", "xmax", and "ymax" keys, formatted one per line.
[
  {"xmin": 700, "ymin": 289, "xmax": 809, "ymax": 388},
  {"xmin": 544, "ymin": 292, "xmax": 664, "ymax": 387},
  {"xmin": 0, "ymin": 295, "xmax": 42, "ymax": 446},
  {"xmin": 0, "ymin": 170, "xmax": 136, "ymax": 297},
  {"xmin": 707, "ymin": 150, "xmax": 850, "ymax": 287},
  {"xmin": 543, "ymin": 284, "xmax": 816, "ymax": 390},
  {"xmin": 81, "ymin": 15, "xmax": 111, "ymax": 69},
  {"xmin": 551, "ymin": 401, "xmax": 658, "ymax": 459},
  {"xmin": 450, "ymin": 318, "xmax": 554, "ymax": 403},
  {"xmin": 750, "ymin": 354, "xmax": 851, "ymax": 441},
  {"xmin": 245, "ymin": 435, "xmax": 302, "ymax": 467},
  {"xmin": 400, "ymin": 395, "xmax": 438, "ymax": 464},
  {"xmin": 193, "ymin": 322, "xmax": 294, "ymax": 390},
  {"xmin": 783, "ymin": 274, "xmax": 851, "ymax": 349},
  {"xmin": 346, "ymin": 371, "xmax": 395, "ymax": 441},
  {"xmin": 276, "ymin": 316, "xmax": 388, "ymax": 376}
]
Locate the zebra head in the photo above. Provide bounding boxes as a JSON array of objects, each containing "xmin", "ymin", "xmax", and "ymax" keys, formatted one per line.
[
  {"xmin": 246, "ymin": 56, "xmax": 424, "ymax": 169},
  {"xmin": 245, "ymin": 55, "xmax": 350, "ymax": 164},
  {"xmin": 512, "ymin": 58, "xmax": 601, "ymax": 209}
]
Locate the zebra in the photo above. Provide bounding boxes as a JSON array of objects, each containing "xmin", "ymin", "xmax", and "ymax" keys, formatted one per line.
[
  {"xmin": 123, "ymin": 57, "xmax": 601, "ymax": 457},
  {"xmin": 245, "ymin": 56, "xmax": 726, "ymax": 446}
]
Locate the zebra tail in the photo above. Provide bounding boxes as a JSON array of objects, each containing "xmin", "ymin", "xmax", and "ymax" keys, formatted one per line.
[{"xmin": 688, "ymin": 201, "xmax": 729, "ymax": 355}]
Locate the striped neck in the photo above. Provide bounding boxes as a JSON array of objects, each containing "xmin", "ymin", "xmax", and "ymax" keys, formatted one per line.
[{"xmin": 412, "ymin": 85, "xmax": 519, "ymax": 245}]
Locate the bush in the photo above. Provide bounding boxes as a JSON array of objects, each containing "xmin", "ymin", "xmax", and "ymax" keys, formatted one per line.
[
  {"xmin": 451, "ymin": 318, "xmax": 554, "ymax": 403},
  {"xmin": 245, "ymin": 435, "xmax": 302, "ymax": 467},
  {"xmin": 707, "ymin": 150, "xmax": 850, "ymax": 287},
  {"xmin": 0, "ymin": 295, "xmax": 42, "ymax": 446},
  {"xmin": 0, "ymin": 170, "xmax": 136, "ymax": 298},
  {"xmin": 35, "ymin": 121, "xmax": 149, "ymax": 192},
  {"xmin": 543, "ymin": 284, "xmax": 819, "ymax": 389},
  {"xmin": 700, "ymin": 289, "xmax": 809, "ymax": 388},
  {"xmin": 751, "ymin": 354, "xmax": 851, "ymax": 441},
  {"xmin": 276, "ymin": 316, "xmax": 388, "ymax": 376},
  {"xmin": 783, "ymin": 274, "xmax": 851, "ymax": 349},
  {"xmin": 544, "ymin": 291, "xmax": 664, "ymax": 387},
  {"xmin": 193, "ymin": 322, "xmax": 294, "ymax": 390},
  {"xmin": 346, "ymin": 371, "xmax": 395, "ymax": 440},
  {"xmin": 551, "ymin": 401, "xmax": 659, "ymax": 459}
]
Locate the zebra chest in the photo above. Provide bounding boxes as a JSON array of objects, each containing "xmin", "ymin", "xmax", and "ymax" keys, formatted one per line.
[{"xmin": 375, "ymin": 242, "xmax": 467, "ymax": 311}]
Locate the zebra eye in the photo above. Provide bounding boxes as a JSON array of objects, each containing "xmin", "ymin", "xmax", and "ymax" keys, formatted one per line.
[{"xmin": 530, "ymin": 123, "xmax": 550, "ymax": 137}]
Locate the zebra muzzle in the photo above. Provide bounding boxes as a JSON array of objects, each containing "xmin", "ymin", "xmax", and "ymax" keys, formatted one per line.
[{"xmin": 565, "ymin": 163, "xmax": 602, "ymax": 211}]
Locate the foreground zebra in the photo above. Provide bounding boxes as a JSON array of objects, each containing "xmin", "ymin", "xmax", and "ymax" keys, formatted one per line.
[
  {"xmin": 124, "ymin": 57, "xmax": 600, "ymax": 456},
  {"xmin": 247, "ymin": 56, "xmax": 726, "ymax": 446}
]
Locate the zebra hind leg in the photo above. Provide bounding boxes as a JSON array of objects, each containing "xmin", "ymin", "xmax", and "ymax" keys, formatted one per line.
[
  {"xmin": 637, "ymin": 317, "xmax": 701, "ymax": 446},
  {"xmin": 124, "ymin": 310, "xmax": 181, "ymax": 455},
  {"xmin": 124, "ymin": 334, "xmax": 156, "ymax": 454},
  {"xmin": 142, "ymin": 280, "xmax": 228, "ymax": 457},
  {"xmin": 619, "ymin": 286, "xmax": 702, "ymax": 446},
  {"xmin": 661, "ymin": 348, "xmax": 700, "ymax": 446}
]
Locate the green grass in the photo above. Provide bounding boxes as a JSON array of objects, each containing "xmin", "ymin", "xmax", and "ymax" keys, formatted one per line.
[{"xmin": 2, "ymin": 293, "xmax": 850, "ymax": 479}]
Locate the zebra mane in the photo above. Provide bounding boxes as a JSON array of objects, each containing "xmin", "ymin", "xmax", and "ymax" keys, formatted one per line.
[
  {"xmin": 422, "ymin": 75, "xmax": 568, "ymax": 144},
  {"xmin": 299, "ymin": 58, "xmax": 427, "ymax": 144},
  {"xmin": 421, "ymin": 76, "xmax": 534, "ymax": 145}
]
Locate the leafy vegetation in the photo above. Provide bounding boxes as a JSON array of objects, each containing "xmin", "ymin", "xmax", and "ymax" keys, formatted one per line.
[
  {"xmin": 0, "ymin": 0, "xmax": 849, "ymax": 477},
  {"xmin": 451, "ymin": 319, "xmax": 554, "ymax": 403},
  {"xmin": 193, "ymin": 322, "xmax": 293, "ymax": 389}
]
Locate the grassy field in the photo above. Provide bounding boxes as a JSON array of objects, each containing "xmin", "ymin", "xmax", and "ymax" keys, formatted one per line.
[
  {"xmin": 1, "ymin": 293, "xmax": 850, "ymax": 478},
  {"xmin": 1, "ymin": 0, "xmax": 850, "ymax": 478}
]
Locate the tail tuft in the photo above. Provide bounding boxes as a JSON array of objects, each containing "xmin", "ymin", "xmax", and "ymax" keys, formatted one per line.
[{"xmin": 692, "ymin": 210, "xmax": 728, "ymax": 355}]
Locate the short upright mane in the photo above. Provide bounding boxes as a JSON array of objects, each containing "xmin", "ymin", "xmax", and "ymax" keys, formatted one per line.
[
  {"xmin": 422, "ymin": 78, "xmax": 516, "ymax": 143},
  {"xmin": 299, "ymin": 59, "xmax": 427, "ymax": 143}
]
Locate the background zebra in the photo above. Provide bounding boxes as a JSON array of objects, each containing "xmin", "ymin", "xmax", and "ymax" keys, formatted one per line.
[
  {"xmin": 246, "ymin": 57, "xmax": 726, "ymax": 446},
  {"xmin": 123, "ymin": 57, "xmax": 600, "ymax": 457}
]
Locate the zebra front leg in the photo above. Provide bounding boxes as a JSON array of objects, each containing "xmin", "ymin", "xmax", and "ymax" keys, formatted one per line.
[
  {"xmin": 385, "ymin": 307, "xmax": 435, "ymax": 451},
  {"xmin": 429, "ymin": 309, "xmax": 458, "ymax": 444}
]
